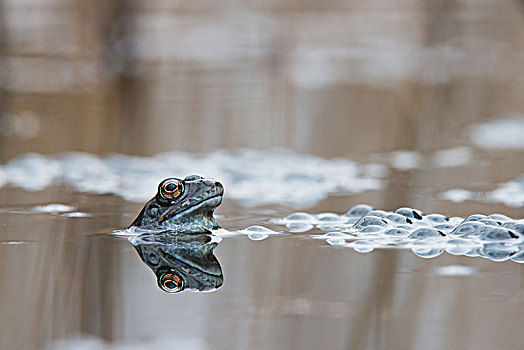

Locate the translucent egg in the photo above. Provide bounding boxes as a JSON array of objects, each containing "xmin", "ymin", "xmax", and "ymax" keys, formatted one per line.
[{"xmin": 343, "ymin": 204, "xmax": 374, "ymax": 218}]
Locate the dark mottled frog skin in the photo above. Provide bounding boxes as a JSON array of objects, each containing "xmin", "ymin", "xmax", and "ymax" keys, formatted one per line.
[
  {"xmin": 130, "ymin": 175, "xmax": 223, "ymax": 234},
  {"xmin": 131, "ymin": 232, "xmax": 223, "ymax": 293}
]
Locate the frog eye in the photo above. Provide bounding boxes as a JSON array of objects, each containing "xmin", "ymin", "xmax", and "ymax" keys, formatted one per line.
[
  {"xmin": 160, "ymin": 179, "xmax": 183, "ymax": 200},
  {"xmin": 159, "ymin": 273, "xmax": 184, "ymax": 293}
]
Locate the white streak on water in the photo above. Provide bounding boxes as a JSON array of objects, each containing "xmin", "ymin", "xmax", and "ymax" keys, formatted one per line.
[
  {"xmin": 433, "ymin": 265, "xmax": 477, "ymax": 276},
  {"xmin": 61, "ymin": 212, "xmax": 92, "ymax": 218},
  {"xmin": 0, "ymin": 241, "xmax": 27, "ymax": 245},
  {"xmin": 32, "ymin": 204, "xmax": 76, "ymax": 213}
]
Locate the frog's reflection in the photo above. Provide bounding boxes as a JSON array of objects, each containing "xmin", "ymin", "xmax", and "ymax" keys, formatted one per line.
[{"xmin": 130, "ymin": 232, "xmax": 223, "ymax": 293}]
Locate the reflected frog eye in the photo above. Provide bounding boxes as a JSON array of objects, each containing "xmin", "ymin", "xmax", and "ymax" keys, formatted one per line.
[
  {"xmin": 160, "ymin": 179, "xmax": 183, "ymax": 200},
  {"xmin": 159, "ymin": 273, "xmax": 184, "ymax": 293}
]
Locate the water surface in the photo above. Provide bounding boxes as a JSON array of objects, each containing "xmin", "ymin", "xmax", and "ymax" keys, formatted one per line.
[{"xmin": 0, "ymin": 181, "xmax": 522, "ymax": 350}]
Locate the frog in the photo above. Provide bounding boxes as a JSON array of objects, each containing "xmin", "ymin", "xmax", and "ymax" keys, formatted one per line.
[
  {"xmin": 131, "ymin": 232, "xmax": 223, "ymax": 293},
  {"xmin": 130, "ymin": 175, "xmax": 223, "ymax": 234}
]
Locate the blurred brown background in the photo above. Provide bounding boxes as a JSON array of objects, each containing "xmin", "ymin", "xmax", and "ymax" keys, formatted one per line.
[{"xmin": 1, "ymin": 0, "xmax": 524, "ymax": 160}]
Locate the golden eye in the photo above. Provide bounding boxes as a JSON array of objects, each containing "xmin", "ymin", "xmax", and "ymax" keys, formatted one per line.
[
  {"xmin": 160, "ymin": 179, "xmax": 183, "ymax": 200},
  {"xmin": 159, "ymin": 273, "xmax": 184, "ymax": 293}
]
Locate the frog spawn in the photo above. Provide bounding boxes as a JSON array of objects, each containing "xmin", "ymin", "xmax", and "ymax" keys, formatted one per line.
[
  {"xmin": 272, "ymin": 204, "xmax": 524, "ymax": 262},
  {"xmin": 237, "ymin": 225, "xmax": 283, "ymax": 241}
]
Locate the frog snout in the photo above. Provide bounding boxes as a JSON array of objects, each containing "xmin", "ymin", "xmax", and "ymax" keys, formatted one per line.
[
  {"xmin": 202, "ymin": 179, "xmax": 215, "ymax": 187},
  {"xmin": 203, "ymin": 179, "xmax": 223, "ymax": 194}
]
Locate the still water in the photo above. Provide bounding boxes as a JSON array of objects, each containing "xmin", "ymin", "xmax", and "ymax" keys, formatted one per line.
[
  {"xmin": 0, "ymin": 150, "xmax": 522, "ymax": 350},
  {"xmin": 1, "ymin": 0, "xmax": 524, "ymax": 349}
]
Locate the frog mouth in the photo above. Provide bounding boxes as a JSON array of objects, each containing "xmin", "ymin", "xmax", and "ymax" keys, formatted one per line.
[
  {"xmin": 173, "ymin": 194, "xmax": 222, "ymax": 218},
  {"xmin": 159, "ymin": 189, "xmax": 223, "ymax": 224}
]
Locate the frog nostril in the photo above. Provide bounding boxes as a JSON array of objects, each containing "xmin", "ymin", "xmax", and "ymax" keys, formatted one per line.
[{"xmin": 203, "ymin": 179, "xmax": 215, "ymax": 186}]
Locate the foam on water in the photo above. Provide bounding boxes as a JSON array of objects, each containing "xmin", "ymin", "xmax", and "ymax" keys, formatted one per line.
[
  {"xmin": 440, "ymin": 176, "xmax": 524, "ymax": 207},
  {"xmin": 470, "ymin": 113, "xmax": 524, "ymax": 150},
  {"xmin": 432, "ymin": 147, "xmax": 473, "ymax": 168},
  {"xmin": 389, "ymin": 150, "xmax": 421, "ymax": 170},
  {"xmin": 0, "ymin": 149, "xmax": 384, "ymax": 208},
  {"xmin": 60, "ymin": 212, "xmax": 92, "ymax": 218},
  {"xmin": 440, "ymin": 189, "xmax": 473, "ymax": 203},
  {"xmin": 1, "ymin": 149, "xmax": 523, "ymax": 208},
  {"xmin": 272, "ymin": 204, "xmax": 524, "ymax": 263}
]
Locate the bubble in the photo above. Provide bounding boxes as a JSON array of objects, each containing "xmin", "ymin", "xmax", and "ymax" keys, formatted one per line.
[
  {"xmin": 343, "ymin": 204, "xmax": 374, "ymax": 218},
  {"xmin": 410, "ymin": 220, "xmax": 432, "ymax": 228},
  {"xmin": 353, "ymin": 240, "xmax": 375, "ymax": 253},
  {"xmin": 316, "ymin": 213, "xmax": 343, "ymax": 222},
  {"xmin": 480, "ymin": 227, "xmax": 519, "ymax": 241},
  {"xmin": 501, "ymin": 223, "xmax": 524, "ymax": 236},
  {"xmin": 396, "ymin": 225, "xmax": 415, "ymax": 231},
  {"xmin": 488, "ymin": 214, "xmax": 513, "ymax": 222},
  {"xmin": 445, "ymin": 239, "xmax": 480, "ymax": 255},
  {"xmin": 450, "ymin": 222, "xmax": 484, "ymax": 237},
  {"xmin": 408, "ymin": 228, "xmax": 444, "ymax": 239},
  {"xmin": 513, "ymin": 224, "xmax": 524, "ymax": 236},
  {"xmin": 511, "ymin": 249, "xmax": 524, "ymax": 263},
  {"xmin": 395, "ymin": 207, "xmax": 424, "ymax": 220},
  {"xmin": 478, "ymin": 243, "xmax": 518, "ymax": 262},
  {"xmin": 423, "ymin": 214, "xmax": 449, "ymax": 224},
  {"xmin": 244, "ymin": 225, "xmax": 274, "ymax": 232},
  {"xmin": 464, "ymin": 249, "xmax": 480, "ymax": 257},
  {"xmin": 384, "ymin": 228, "xmax": 410, "ymax": 236},
  {"xmin": 360, "ymin": 225, "xmax": 385, "ymax": 234},
  {"xmin": 353, "ymin": 216, "xmax": 388, "ymax": 229},
  {"xmin": 412, "ymin": 247, "xmax": 444, "ymax": 259},
  {"xmin": 240, "ymin": 226, "xmax": 281, "ymax": 237},
  {"xmin": 285, "ymin": 222, "xmax": 314, "ymax": 232},
  {"xmin": 248, "ymin": 233, "xmax": 269, "ymax": 241},
  {"xmin": 434, "ymin": 223, "xmax": 456, "ymax": 232},
  {"xmin": 386, "ymin": 213, "xmax": 413, "ymax": 224},
  {"xmin": 327, "ymin": 238, "xmax": 347, "ymax": 246},
  {"xmin": 345, "ymin": 217, "xmax": 361, "ymax": 225},
  {"xmin": 449, "ymin": 216, "xmax": 465, "ymax": 225},
  {"xmin": 479, "ymin": 219, "xmax": 501, "ymax": 227},
  {"xmin": 284, "ymin": 212, "xmax": 315, "ymax": 223},
  {"xmin": 322, "ymin": 232, "xmax": 349, "ymax": 239},
  {"xmin": 271, "ymin": 205, "xmax": 524, "ymax": 262},
  {"xmin": 318, "ymin": 224, "xmax": 343, "ymax": 232},
  {"xmin": 464, "ymin": 214, "xmax": 487, "ymax": 222},
  {"xmin": 366, "ymin": 210, "xmax": 388, "ymax": 218}
]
